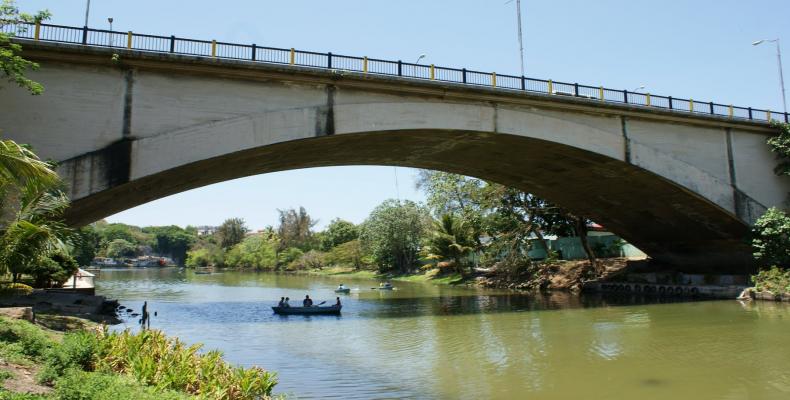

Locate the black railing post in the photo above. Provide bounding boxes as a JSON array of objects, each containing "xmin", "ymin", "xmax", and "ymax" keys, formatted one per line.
[
  {"xmin": 521, "ymin": 76, "xmax": 525, "ymax": 90},
  {"xmin": 668, "ymin": 96, "xmax": 673, "ymax": 110},
  {"xmin": 169, "ymin": 35, "xmax": 175, "ymax": 53},
  {"xmin": 397, "ymin": 60, "xmax": 402, "ymax": 76},
  {"xmin": 82, "ymin": 26, "xmax": 88, "ymax": 44},
  {"xmin": 785, "ymin": 112, "xmax": 789, "ymax": 123},
  {"xmin": 462, "ymin": 68, "xmax": 467, "ymax": 84},
  {"xmin": 748, "ymin": 107, "xmax": 753, "ymax": 120},
  {"xmin": 251, "ymin": 44, "xmax": 256, "ymax": 61},
  {"xmin": 709, "ymin": 102, "xmax": 714, "ymax": 114},
  {"xmin": 574, "ymin": 83, "xmax": 579, "ymax": 97},
  {"xmin": 623, "ymin": 90, "xmax": 628, "ymax": 104},
  {"xmin": 327, "ymin": 52, "xmax": 332, "ymax": 69}
]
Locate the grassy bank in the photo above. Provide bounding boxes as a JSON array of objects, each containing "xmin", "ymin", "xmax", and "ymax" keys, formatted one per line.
[
  {"xmin": 302, "ymin": 266, "xmax": 466, "ymax": 285},
  {"xmin": 0, "ymin": 316, "xmax": 278, "ymax": 399}
]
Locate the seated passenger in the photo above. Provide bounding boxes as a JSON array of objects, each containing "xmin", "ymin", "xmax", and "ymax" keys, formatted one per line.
[
  {"xmin": 283, "ymin": 297, "xmax": 290, "ymax": 307},
  {"xmin": 303, "ymin": 295, "xmax": 313, "ymax": 307},
  {"xmin": 278, "ymin": 297, "xmax": 285, "ymax": 307}
]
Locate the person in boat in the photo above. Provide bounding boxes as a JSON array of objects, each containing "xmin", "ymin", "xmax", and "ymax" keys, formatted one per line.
[
  {"xmin": 283, "ymin": 297, "xmax": 290, "ymax": 307},
  {"xmin": 337, "ymin": 283, "xmax": 346, "ymax": 290},
  {"xmin": 303, "ymin": 295, "xmax": 313, "ymax": 307},
  {"xmin": 335, "ymin": 297, "xmax": 341, "ymax": 306},
  {"xmin": 278, "ymin": 297, "xmax": 285, "ymax": 307}
]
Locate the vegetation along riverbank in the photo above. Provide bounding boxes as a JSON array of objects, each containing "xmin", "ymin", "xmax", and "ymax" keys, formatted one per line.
[{"xmin": 0, "ymin": 315, "xmax": 278, "ymax": 399}]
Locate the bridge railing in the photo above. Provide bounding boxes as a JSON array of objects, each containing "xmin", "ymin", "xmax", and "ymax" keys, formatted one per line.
[{"xmin": 3, "ymin": 21, "xmax": 788, "ymax": 124}]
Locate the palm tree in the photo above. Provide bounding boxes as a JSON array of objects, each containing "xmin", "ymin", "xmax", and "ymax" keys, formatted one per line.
[
  {"xmin": 0, "ymin": 139, "xmax": 71, "ymax": 279},
  {"xmin": 421, "ymin": 214, "xmax": 476, "ymax": 272},
  {"xmin": 0, "ymin": 139, "xmax": 58, "ymax": 197}
]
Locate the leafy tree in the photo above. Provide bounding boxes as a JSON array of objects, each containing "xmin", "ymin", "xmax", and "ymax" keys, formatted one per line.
[
  {"xmin": 185, "ymin": 245, "xmax": 223, "ymax": 269},
  {"xmin": 288, "ymin": 250, "xmax": 325, "ymax": 270},
  {"xmin": 105, "ymin": 239, "xmax": 137, "ymax": 259},
  {"xmin": 0, "ymin": 189, "xmax": 72, "ymax": 282},
  {"xmin": 277, "ymin": 247, "xmax": 304, "ymax": 267},
  {"xmin": 224, "ymin": 234, "xmax": 277, "ymax": 270},
  {"xmin": 0, "ymin": 1, "xmax": 51, "ymax": 95},
  {"xmin": 421, "ymin": 214, "xmax": 476, "ymax": 272},
  {"xmin": 415, "ymin": 170, "xmax": 487, "ymax": 244},
  {"xmin": 145, "ymin": 225, "xmax": 196, "ymax": 265},
  {"xmin": 277, "ymin": 207, "xmax": 317, "ymax": 252},
  {"xmin": 360, "ymin": 199, "xmax": 429, "ymax": 273},
  {"xmin": 320, "ymin": 218, "xmax": 359, "ymax": 250},
  {"xmin": 71, "ymin": 225, "xmax": 101, "ymax": 266},
  {"xmin": 752, "ymin": 207, "xmax": 790, "ymax": 268},
  {"xmin": 767, "ymin": 122, "xmax": 790, "ymax": 177},
  {"xmin": 325, "ymin": 239, "xmax": 369, "ymax": 270},
  {"xmin": 216, "ymin": 218, "xmax": 248, "ymax": 249},
  {"xmin": 28, "ymin": 251, "xmax": 78, "ymax": 288}
]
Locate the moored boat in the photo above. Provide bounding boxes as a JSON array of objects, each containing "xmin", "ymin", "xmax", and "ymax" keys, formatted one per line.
[
  {"xmin": 334, "ymin": 288, "xmax": 351, "ymax": 293},
  {"xmin": 272, "ymin": 305, "xmax": 342, "ymax": 315}
]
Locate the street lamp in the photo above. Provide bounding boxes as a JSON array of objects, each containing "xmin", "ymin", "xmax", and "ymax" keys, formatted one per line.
[
  {"xmin": 632, "ymin": 85, "xmax": 645, "ymax": 93},
  {"xmin": 107, "ymin": 17, "xmax": 113, "ymax": 47},
  {"xmin": 84, "ymin": 0, "xmax": 91, "ymax": 27},
  {"xmin": 415, "ymin": 54, "xmax": 426, "ymax": 64},
  {"xmin": 753, "ymin": 38, "xmax": 787, "ymax": 114}
]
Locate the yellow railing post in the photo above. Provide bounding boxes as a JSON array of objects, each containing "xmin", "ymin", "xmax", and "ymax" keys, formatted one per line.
[
  {"xmin": 548, "ymin": 79, "xmax": 553, "ymax": 94},
  {"xmin": 289, "ymin": 48, "xmax": 295, "ymax": 65},
  {"xmin": 689, "ymin": 99, "xmax": 694, "ymax": 112},
  {"xmin": 127, "ymin": 31, "xmax": 132, "ymax": 48},
  {"xmin": 430, "ymin": 64, "xmax": 435, "ymax": 80},
  {"xmin": 492, "ymin": 72, "xmax": 497, "ymax": 87},
  {"xmin": 728, "ymin": 105, "xmax": 734, "ymax": 118},
  {"xmin": 363, "ymin": 56, "xmax": 368, "ymax": 73},
  {"xmin": 599, "ymin": 86, "xmax": 604, "ymax": 101},
  {"xmin": 767, "ymin": 111, "xmax": 772, "ymax": 122},
  {"xmin": 211, "ymin": 40, "xmax": 217, "ymax": 57},
  {"xmin": 646, "ymin": 93, "xmax": 651, "ymax": 106},
  {"xmin": 34, "ymin": 21, "xmax": 40, "ymax": 40}
]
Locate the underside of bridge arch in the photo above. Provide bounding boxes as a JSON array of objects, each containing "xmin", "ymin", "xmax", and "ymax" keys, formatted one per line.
[{"xmin": 63, "ymin": 130, "xmax": 753, "ymax": 273}]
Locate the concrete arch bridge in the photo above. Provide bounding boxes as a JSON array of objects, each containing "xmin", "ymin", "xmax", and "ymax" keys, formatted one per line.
[{"xmin": 1, "ymin": 41, "xmax": 788, "ymax": 273}]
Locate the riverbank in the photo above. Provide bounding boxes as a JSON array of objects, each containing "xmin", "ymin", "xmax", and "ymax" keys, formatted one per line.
[
  {"xmin": 0, "ymin": 312, "xmax": 278, "ymax": 399},
  {"xmin": 282, "ymin": 258, "xmax": 631, "ymax": 291}
]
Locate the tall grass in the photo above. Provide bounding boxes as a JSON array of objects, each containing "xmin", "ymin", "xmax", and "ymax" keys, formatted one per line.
[{"xmin": 95, "ymin": 329, "xmax": 277, "ymax": 399}]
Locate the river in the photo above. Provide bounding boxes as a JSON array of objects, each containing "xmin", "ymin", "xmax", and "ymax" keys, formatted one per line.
[{"xmin": 96, "ymin": 267, "xmax": 790, "ymax": 400}]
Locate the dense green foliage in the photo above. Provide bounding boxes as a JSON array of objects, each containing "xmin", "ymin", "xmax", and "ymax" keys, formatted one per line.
[
  {"xmin": 144, "ymin": 225, "xmax": 196, "ymax": 264},
  {"xmin": 766, "ymin": 122, "xmax": 790, "ymax": 177},
  {"xmin": 224, "ymin": 234, "xmax": 277, "ymax": 270},
  {"xmin": 104, "ymin": 239, "xmax": 138, "ymax": 259},
  {"xmin": 751, "ymin": 266, "xmax": 790, "ymax": 295},
  {"xmin": 320, "ymin": 219, "xmax": 359, "ymax": 251},
  {"xmin": 217, "ymin": 218, "xmax": 248, "ymax": 250},
  {"xmin": 359, "ymin": 200, "xmax": 430, "ymax": 272},
  {"xmin": 751, "ymin": 207, "xmax": 790, "ymax": 268},
  {"xmin": 0, "ymin": 317, "xmax": 278, "ymax": 400},
  {"xmin": 27, "ymin": 251, "xmax": 78, "ymax": 288},
  {"xmin": 277, "ymin": 207, "xmax": 317, "ymax": 252},
  {"xmin": 0, "ymin": 1, "xmax": 50, "ymax": 95},
  {"xmin": 421, "ymin": 214, "xmax": 475, "ymax": 272}
]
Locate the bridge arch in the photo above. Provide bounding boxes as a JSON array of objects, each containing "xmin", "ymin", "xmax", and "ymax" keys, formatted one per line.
[{"xmin": 3, "ymin": 42, "xmax": 787, "ymax": 272}]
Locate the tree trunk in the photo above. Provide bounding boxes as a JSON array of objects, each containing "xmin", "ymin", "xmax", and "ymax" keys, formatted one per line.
[{"xmin": 574, "ymin": 216, "xmax": 598, "ymax": 273}]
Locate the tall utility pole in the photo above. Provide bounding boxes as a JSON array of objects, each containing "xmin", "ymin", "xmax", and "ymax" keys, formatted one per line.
[
  {"xmin": 753, "ymin": 39, "xmax": 787, "ymax": 114},
  {"xmin": 515, "ymin": 0, "xmax": 525, "ymax": 77},
  {"xmin": 84, "ymin": 0, "xmax": 91, "ymax": 27}
]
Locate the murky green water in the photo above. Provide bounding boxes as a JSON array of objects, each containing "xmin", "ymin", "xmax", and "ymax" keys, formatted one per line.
[{"xmin": 96, "ymin": 268, "xmax": 790, "ymax": 399}]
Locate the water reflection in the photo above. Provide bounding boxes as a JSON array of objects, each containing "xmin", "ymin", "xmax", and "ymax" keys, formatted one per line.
[{"xmin": 97, "ymin": 268, "xmax": 790, "ymax": 400}]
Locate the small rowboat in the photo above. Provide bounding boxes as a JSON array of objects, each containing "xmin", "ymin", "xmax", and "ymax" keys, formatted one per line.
[
  {"xmin": 272, "ymin": 305, "xmax": 342, "ymax": 315},
  {"xmin": 334, "ymin": 288, "xmax": 351, "ymax": 293}
]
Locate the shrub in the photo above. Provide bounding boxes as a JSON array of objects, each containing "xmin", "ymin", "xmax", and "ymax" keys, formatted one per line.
[
  {"xmin": 752, "ymin": 207, "xmax": 790, "ymax": 268},
  {"xmin": 0, "ymin": 317, "xmax": 54, "ymax": 362},
  {"xmin": 54, "ymin": 369, "xmax": 189, "ymax": 400},
  {"xmin": 39, "ymin": 330, "xmax": 101, "ymax": 384},
  {"xmin": 288, "ymin": 250, "xmax": 325, "ymax": 270},
  {"xmin": 95, "ymin": 329, "xmax": 277, "ymax": 399},
  {"xmin": 0, "ymin": 283, "xmax": 33, "ymax": 296},
  {"xmin": 752, "ymin": 266, "xmax": 790, "ymax": 294}
]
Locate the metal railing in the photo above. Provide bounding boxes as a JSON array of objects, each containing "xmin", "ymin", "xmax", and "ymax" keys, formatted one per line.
[{"xmin": 3, "ymin": 21, "xmax": 787, "ymax": 124}]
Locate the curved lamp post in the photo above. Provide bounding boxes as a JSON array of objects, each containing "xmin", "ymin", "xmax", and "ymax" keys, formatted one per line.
[{"xmin": 753, "ymin": 38, "xmax": 787, "ymax": 114}]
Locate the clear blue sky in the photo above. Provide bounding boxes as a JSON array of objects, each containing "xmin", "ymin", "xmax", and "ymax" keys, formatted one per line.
[{"xmin": 19, "ymin": 0, "xmax": 790, "ymax": 230}]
